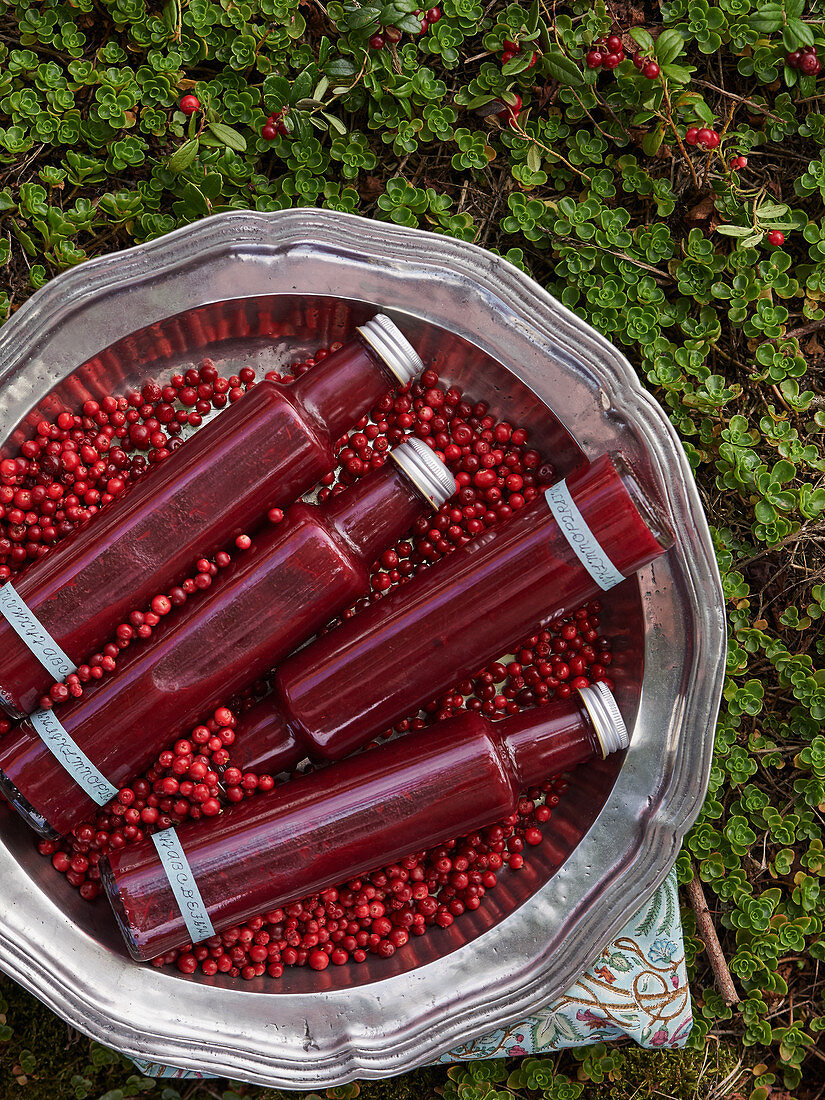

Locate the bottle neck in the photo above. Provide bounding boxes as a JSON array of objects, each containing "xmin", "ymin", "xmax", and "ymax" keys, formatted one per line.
[
  {"xmin": 290, "ymin": 336, "xmax": 395, "ymax": 441},
  {"xmin": 322, "ymin": 462, "xmax": 429, "ymax": 565},
  {"xmin": 500, "ymin": 697, "xmax": 601, "ymax": 790},
  {"xmin": 562, "ymin": 454, "xmax": 673, "ymax": 579}
]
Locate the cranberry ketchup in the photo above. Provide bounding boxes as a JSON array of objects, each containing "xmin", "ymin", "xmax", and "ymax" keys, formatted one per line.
[
  {"xmin": 0, "ymin": 315, "xmax": 423, "ymax": 719},
  {"xmin": 230, "ymin": 452, "xmax": 673, "ymax": 775},
  {"xmin": 101, "ymin": 684, "xmax": 627, "ymax": 960},
  {"xmin": 0, "ymin": 440, "xmax": 454, "ymax": 838}
]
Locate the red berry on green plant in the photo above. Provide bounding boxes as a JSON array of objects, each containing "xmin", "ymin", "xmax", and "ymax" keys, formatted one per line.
[
  {"xmin": 685, "ymin": 127, "xmax": 699, "ymax": 145},
  {"xmin": 643, "ymin": 60, "xmax": 660, "ymax": 78},
  {"xmin": 767, "ymin": 230, "xmax": 785, "ymax": 246},
  {"xmin": 426, "ymin": 7, "xmax": 441, "ymax": 21},
  {"xmin": 503, "ymin": 38, "xmax": 520, "ymax": 51},
  {"xmin": 787, "ymin": 50, "xmax": 802, "ymax": 69},
  {"xmin": 697, "ymin": 127, "xmax": 719, "ymax": 148},
  {"xmin": 632, "ymin": 52, "xmax": 645, "ymax": 69},
  {"xmin": 179, "ymin": 95, "xmax": 200, "ymax": 116},
  {"xmin": 602, "ymin": 52, "xmax": 622, "ymax": 70},
  {"xmin": 261, "ymin": 124, "xmax": 277, "ymax": 140},
  {"xmin": 502, "ymin": 50, "xmax": 517, "ymax": 63},
  {"xmin": 730, "ymin": 155, "xmax": 747, "ymax": 169},
  {"xmin": 586, "ymin": 50, "xmax": 604, "ymax": 69},
  {"xmin": 369, "ymin": 32, "xmax": 385, "ymax": 48},
  {"xmin": 526, "ymin": 51, "xmax": 537, "ymax": 68},
  {"xmin": 606, "ymin": 34, "xmax": 622, "ymax": 52},
  {"xmin": 800, "ymin": 52, "xmax": 821, "ymax": 75}
]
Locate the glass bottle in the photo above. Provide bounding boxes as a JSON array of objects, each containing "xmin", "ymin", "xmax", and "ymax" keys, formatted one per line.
[
  {"xmin": 100, "ymin": 683, "xmax": 627, "ymax": 961},
  {"xmin": 229, "ymin": 452, "xmax": 672, "ymax": 775},
  {"xmin": 0, "ymin": 439, "xmax": 454, "ymax": 839},
  {"xmin": 0, "ymin": 315, "xmax": 422, "ymax": 719}
]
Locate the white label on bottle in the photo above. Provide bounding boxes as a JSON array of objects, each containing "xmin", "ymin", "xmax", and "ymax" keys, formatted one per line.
[
  {"xmin": 545, "ymin": 480, "xmax": 625, "ymax": 592},
  {"xmin": 0, "ymin": 582, "xmax": 77, "ymax": 680},
  {"xmin": 152, "ymin": 827, "xmax": 215, "ymax": 944},
  {"xmin": 29, "ymin": 708, "xmax": 118, "ymax": 805}
]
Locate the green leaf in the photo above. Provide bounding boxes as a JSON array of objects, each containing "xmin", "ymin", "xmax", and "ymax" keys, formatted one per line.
[
  {"xmin": 503, "ymin": 51, "xmax": 537, "ymax": 76},
  {"xmin": 167, "ymin": 137, "xmax": 199, "ymax": 173},
  {"xmin": 749, "ymin": 4, "xmax": 783, "ymax": 32},
  {"xmin": 313, "ymin": 76, "xmax": 330, "ymax": 101},
  {"xmin": 630, "ymin": 28, "xmax": 656, "ymax": 55},
  {"xmin": 718, "ymin": 225, "xmax": 756, "ymax": 237},
  {"xmin": 642, "ymin": 122, "xmax": 665, "ymax": 156},
  {"xmin": 741, "ymin": 231, "xmax": 764, "ymax": 248},
  {"xmin": 654, "ymin": 27, "xmax": 685, "ymax": 65},
  {"xmin": 786, "ymin": 18, "xmax": 815, "ymax": 47},
  {"xmin": 346, "ymin": 6, "xmax": 381, "ymax": 30},
  {"xmin": 320, "ymin": 111, "xmax": 347, "ymax": 135},
  {"xmin": 207, "ymin": 122, "xmax": 247, "ymax": 152},
  {"xmin": 325, "ymin": 58, "xmax": 359, "ymax": 79},
  {"xmin": 527, "ymin": 0, "xmax": 540, "ymax": 34},
  {"xmin": 527, "ymin": 144, "xmax": 542, "ymax": 173},
  {"xmin": 542, "ymin": 47, "xmax": 584, "ymax": 87},
  {"xmin": 755, "ymin": 201, "xmax": 789, "ymax": 219}
]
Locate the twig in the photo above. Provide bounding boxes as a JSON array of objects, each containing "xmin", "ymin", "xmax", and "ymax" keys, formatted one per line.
[
  {"xmin": 692, "ymin": 79, "xmax": 787, "ymax": 124},
  {"xmin": 685, "ymin": 869, "xmax": 740, "ymax": 1007}
]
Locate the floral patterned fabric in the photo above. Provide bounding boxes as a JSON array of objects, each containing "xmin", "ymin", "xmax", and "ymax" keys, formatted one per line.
[{"xmin": 130, "ymin": 869, "xmax": 691, "ymax": 1081}]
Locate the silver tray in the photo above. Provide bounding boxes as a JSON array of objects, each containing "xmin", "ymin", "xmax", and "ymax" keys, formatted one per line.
[{"xmin": 0, "ymin": 210, "xmax": 725, "ymax": 1087}]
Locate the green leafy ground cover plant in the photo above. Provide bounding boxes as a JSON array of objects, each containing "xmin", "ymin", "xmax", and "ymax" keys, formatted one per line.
[{"xmin": 2, "ymin": 0, "xmax": 825, "ymax": 1095}]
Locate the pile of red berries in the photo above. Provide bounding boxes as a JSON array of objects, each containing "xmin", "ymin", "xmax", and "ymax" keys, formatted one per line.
[
  {"xmin": 586, "ymin": 35, "xmax": 626, "ymax": 71},
  {"xmin": 1, "ymin": 333, "xmax": 615, "ymax": 979},
  {"xmin": 787, "ymin": 46, "xmax": 821, "ymax": 76},
  {"xmin": 729, "ymin": 155, "xmax": 748, "ymax": 170},
  {"xmin": 685, "ymin": 126, "xmax": 720, "ymax": 149}
]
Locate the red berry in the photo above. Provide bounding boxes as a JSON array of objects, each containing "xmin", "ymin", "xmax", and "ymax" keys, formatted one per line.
[
  {"xmin": 800, "ymin": 52, "xmax": 821, "ymax": 75},
  {"xmin": 643, "ymin": 60, "xmax": 660, "ymax": 78},
  {"xmin": 767, "ymin": 230, "xmax": 785, "ymax": 246},
  {"xmin": 606, "ymin": 35, "xmax": 622, "ymax": 52},
  {"xmin": 787, "ymin": 50, "xmax": 802, "ymax": 69},
  {"xmin": 369, "ymin": 33, "xmax": 385, "ymax": 49},
  {"xmin": 586, "ymin": 50, "xmax": 604, "ymax": 69},
  {"xmin": 697, "ymin": 127, "xmax": 719, "ymax": 149},
  {"xmin": 685, "ymin": 127, "xmax": 699, "ymax": 145},
  {"xmin": 261, "ymin": 124, "xmax": 277, "ymax": 140},
  {"xmin": 501, "ymin": 50, "xmax": 517, "ymax": 63},
  {"xmin": 503, "ymin": 39, "xmax": 520, "ymax": 51},
  {"xmin": 602, "ymin": 53, "xmax": 622, "ymax": 70},
  {"xmin": 730, "ymin": 155, "xmax": 748, "ymax": 169},
  {"xmin": 526, "ymin": 51, "xmax": 537, "ymax": 69},
  {"xmin": 426, "ymin": 7, "xmax": 441, "ymax": 21},
  {"xmin": 179, "ymin": 95, "xmax": 200, "ymax": 116},
  {"xmin": 632, "ymin": 52, "xmax": 645, "ymax": 69}
]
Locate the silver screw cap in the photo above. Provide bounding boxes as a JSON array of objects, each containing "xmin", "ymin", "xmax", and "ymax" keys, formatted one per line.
[
  {"xmin": 356, "ymin": 314, "xmax": 424, "ymax": 386},
  {"xmin": 576, "ymin": 681, "xmax": 629, "ymax": 758},
  {"xmin": 390, "ymin": 438, "xmax": 457, "ymax": 510}
]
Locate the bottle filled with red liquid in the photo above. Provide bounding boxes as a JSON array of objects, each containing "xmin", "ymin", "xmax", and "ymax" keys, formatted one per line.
[
  {"xmin": 0, "ymin": 315, "xmax": 423, "ymax": 719},
  {"xmin": 228, "ymin": 452, "xmax": 673, "ymax": 776},
  {"xmin": 101, "ymin": 683, "xmax": 627, "ymax": 961},
  {"xmin": 0, "ymin": 439, "xmax": 455, "ymax": 839}
]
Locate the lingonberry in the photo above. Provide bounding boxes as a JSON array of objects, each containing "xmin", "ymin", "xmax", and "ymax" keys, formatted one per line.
[
  {"xmin": 426, "ymin": 7, "xmax": 441, "ymax": 21},
  {"xmin": 501, "ymin": 50, "xmax": 517, "ymax": 63},
  {"xmin": 767, "ymin": 230, "xmax": 785, "ymax": 246},
  {"xmin": 643, "ymin": 60, "xmax": 660, "ymax": 78},
  {"xmin": 369, "ymin": 32, "xmax": 385, "ymax": 49},
  {"xmin": 179, "ymin": 95, "xmax": 200, "ymax": 116},
  {"xmin": 685, "ymin": 127, "xmax": 700, "ymax": 145},
  {"xmin": 632, "ymin": 52, "xmax": 645, "ymax": 69},
  {"xmin": 606, "ymin": 34, "xmax": 622, "ymax": 53},
  {"xmin": 800, "ymin": 52, "xmax": 822, "ymax": 75},
  {"xmin": 697, "ymin": 127, "xmax": 720, "ymax": 149},
  {"xmin": 602, "ymin": 53, "xmax": 622, "ymax": 70},
  {"xmin": 585, "ymin": 50, "xmax": 604, "ymax": 69},
  {"xmin": 787, "ymin": 50, "xmax": 802, "ymax": 69},
  {"xmin": 730, "ymin": 155, "xmax": 748, "ymax": 169},
  {"xmin": 261, "ymin": 123, "xmax": 277, "ymax": 141}
]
